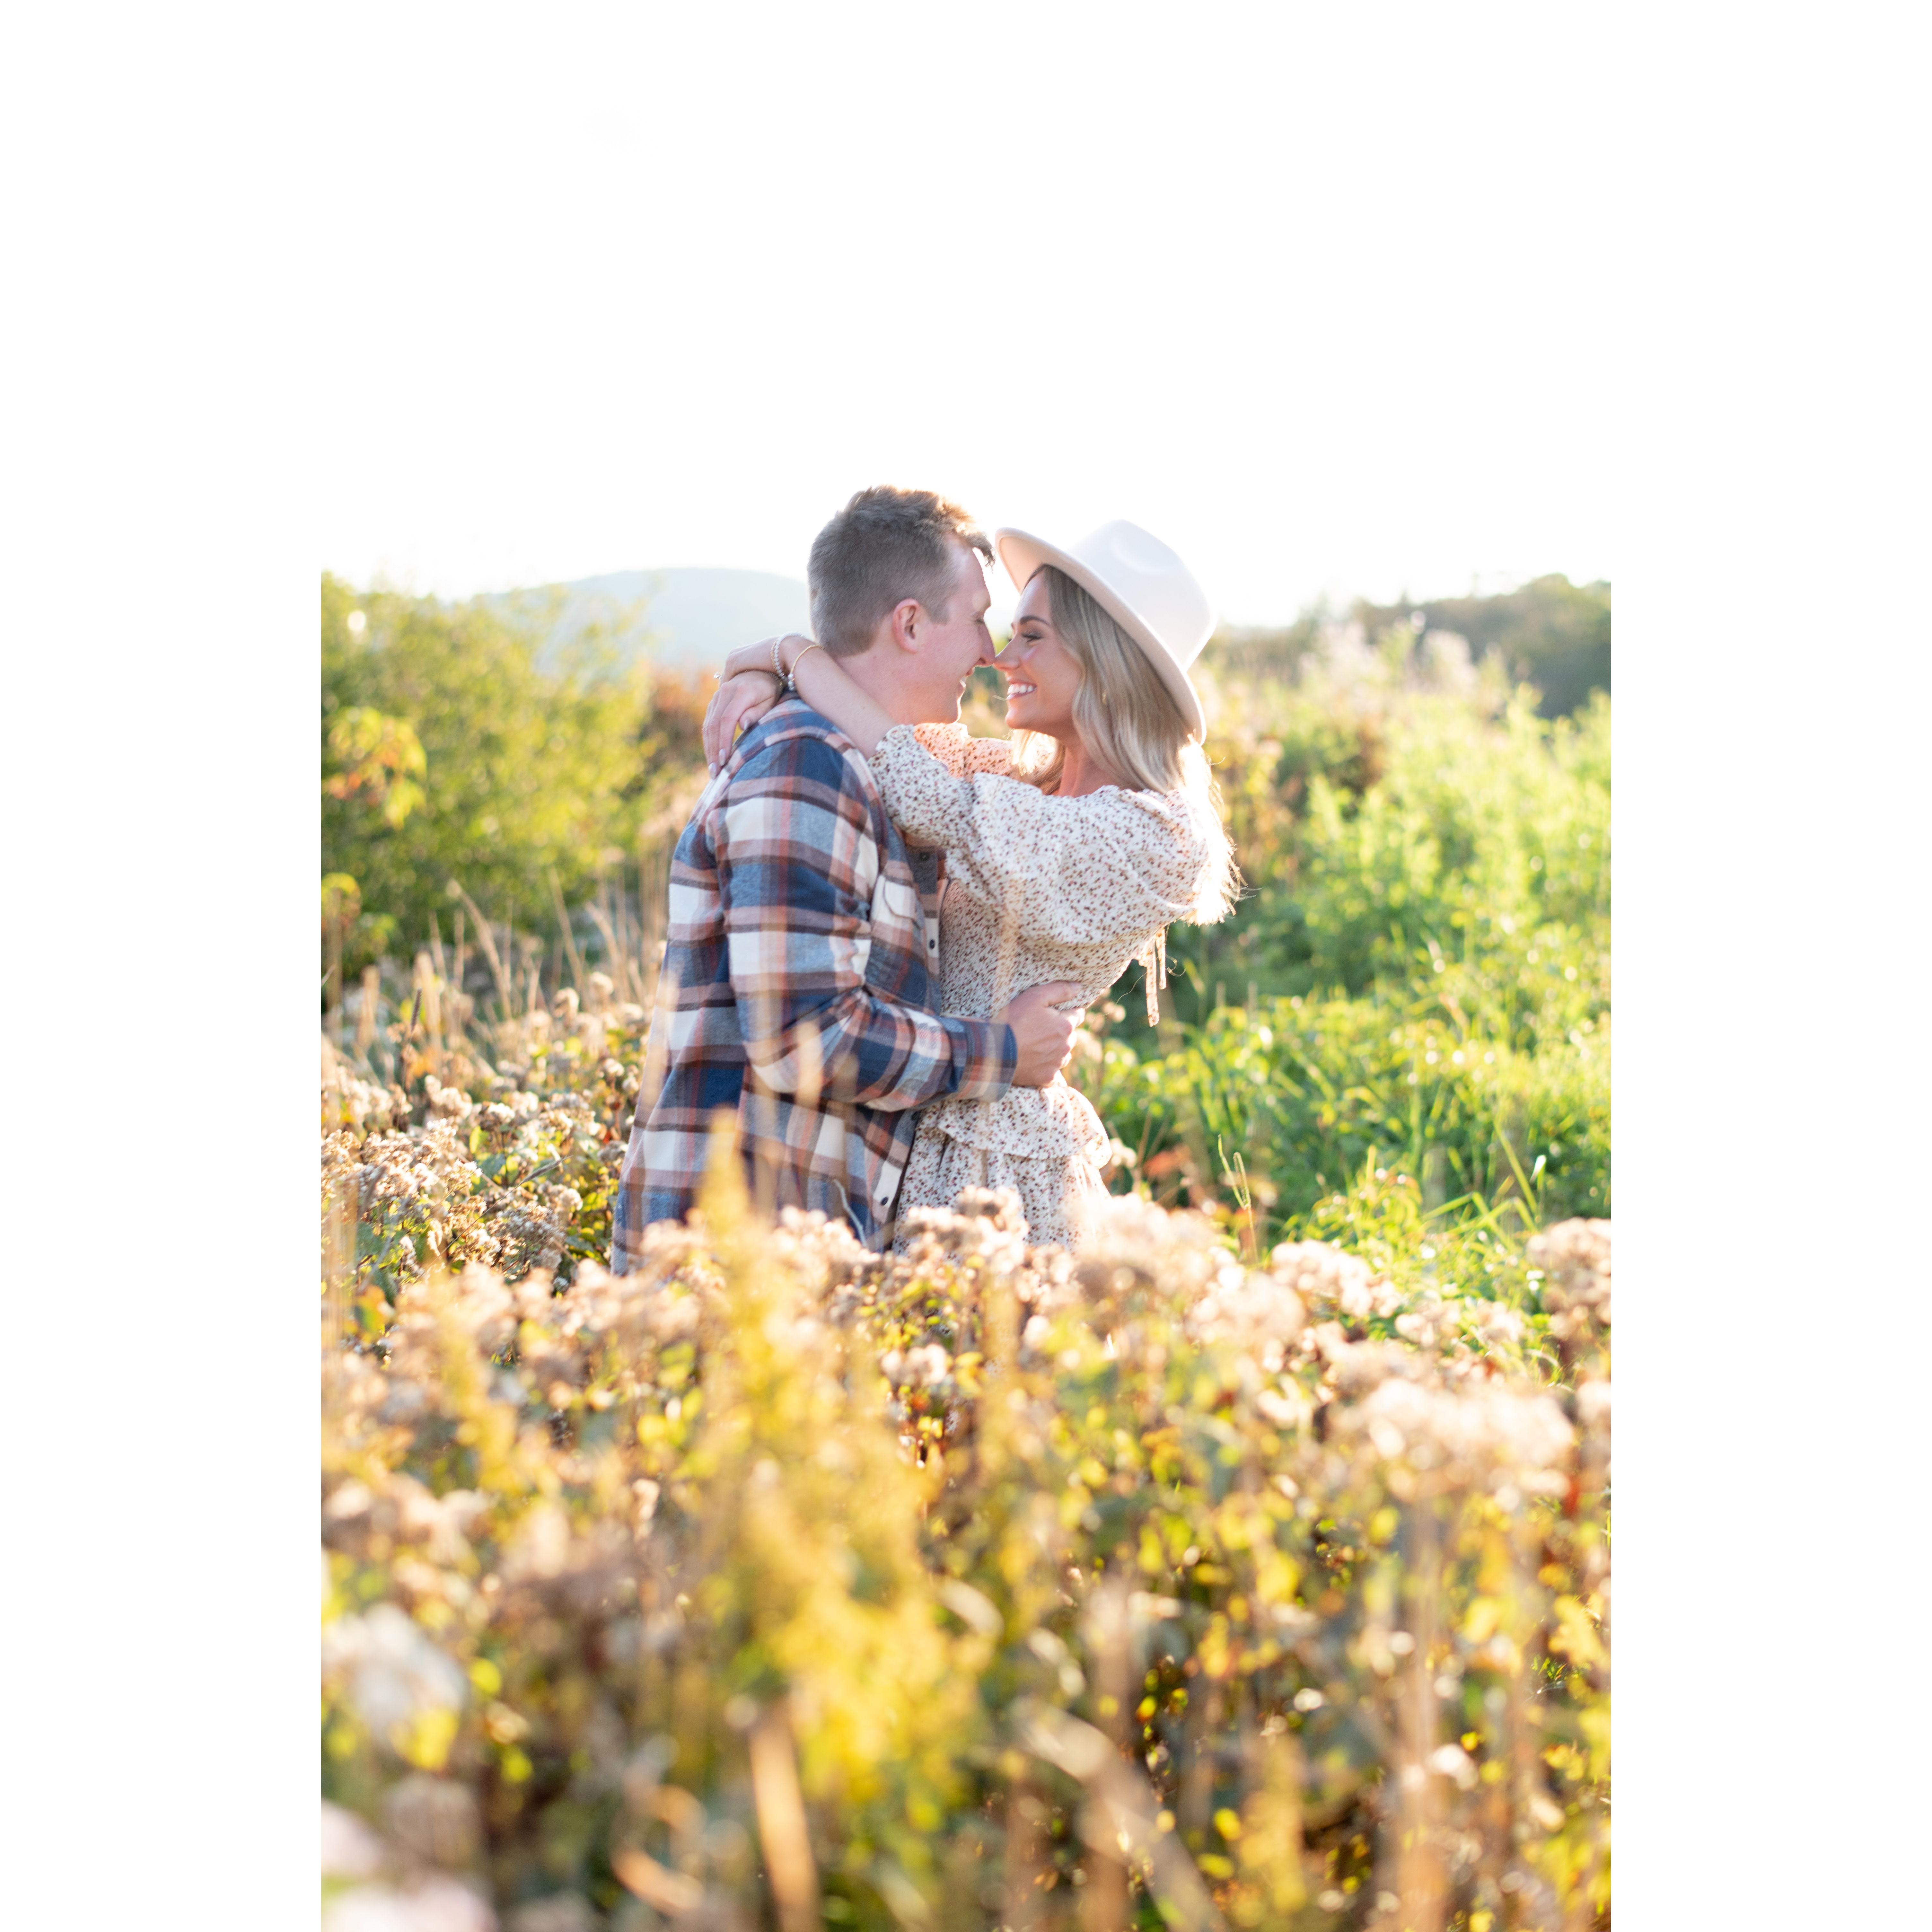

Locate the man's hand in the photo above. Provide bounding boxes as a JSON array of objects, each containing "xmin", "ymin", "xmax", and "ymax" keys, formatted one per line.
[
  {"xmin": 704, "ymin": 669, "xmax": 784, "ymax": 774},
  {"xmin": 1000, "ymin": 981, "xmax": 1086, "ymax": 1087}
]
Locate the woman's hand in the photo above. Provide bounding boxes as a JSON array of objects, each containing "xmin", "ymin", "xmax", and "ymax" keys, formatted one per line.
[{"xmin": 704, "ymin": 669, "xmax": 784, "ymax": 773}]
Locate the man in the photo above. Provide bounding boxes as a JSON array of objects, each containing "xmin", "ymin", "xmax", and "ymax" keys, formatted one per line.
[{"xmin": 611, "ymin": 485, "xmax": 1081, "ymax": 1266}]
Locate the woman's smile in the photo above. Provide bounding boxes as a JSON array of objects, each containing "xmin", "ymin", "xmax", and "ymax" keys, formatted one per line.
[{"xmin": 992, "ymin": 573, "xmax": 1088, "ymax": 736}]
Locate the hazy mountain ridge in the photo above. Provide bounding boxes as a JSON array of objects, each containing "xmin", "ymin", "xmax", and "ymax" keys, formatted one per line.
[
  {"xmin": 490, "ymin": 567, "xmax": 812, "ymax": 672},
  {"xmin": 489, "ymin": 564, "xmax": 1607, "ymax": 716}
]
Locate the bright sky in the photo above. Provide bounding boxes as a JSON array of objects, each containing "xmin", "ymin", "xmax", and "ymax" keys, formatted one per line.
[{"xmin": 320, "ymin": 5, "xmax": 1612, "ymax": 626}]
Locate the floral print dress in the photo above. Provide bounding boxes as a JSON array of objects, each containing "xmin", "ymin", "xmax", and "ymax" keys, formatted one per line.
[{"xmin": 870, "ymin": 723, "xmax": 1224, "ymax": 1251}]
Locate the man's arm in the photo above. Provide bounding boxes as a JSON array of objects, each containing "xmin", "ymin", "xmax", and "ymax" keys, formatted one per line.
[{"xmin": 717, "ymin": 733, "xmax": 1012, "ymax": 1110}]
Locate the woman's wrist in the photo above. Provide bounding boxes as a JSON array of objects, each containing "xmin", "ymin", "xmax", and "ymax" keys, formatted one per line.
[
  {"xmin": 723, "ymin": 642, "xmax": 774, "ymax": 680},
  {"xmin": 771, "ymin": 633, "xmax": 813, "ymax": 678},
  {"xmin": 783, "ymin": 638, "xmax": 827, "ymax": 687},
  {"xmin": 723, "ymin": 634, "xmax": 817, "ymax": 682}
]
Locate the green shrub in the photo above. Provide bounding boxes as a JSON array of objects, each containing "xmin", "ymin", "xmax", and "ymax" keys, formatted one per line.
[
  {"xmin": 1074, "ymin": 645, "xmax": 1609, "ymax": 1247},
  {"xmin": 321, "ymin": 575, "xmax": 710, "ymax": 980}
]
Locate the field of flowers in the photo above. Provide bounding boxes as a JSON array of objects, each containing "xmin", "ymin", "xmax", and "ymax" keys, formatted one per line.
[
  {"xmin": 321, "ymin": 1022, "xmax": 1608, "ymax": 1931},
  {"xmin": 321, "ymin": 608, "xmax": 1609, "ymax": 1929}
]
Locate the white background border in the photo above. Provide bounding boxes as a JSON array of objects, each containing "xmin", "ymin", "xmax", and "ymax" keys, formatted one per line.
[{"xmin": 4, "ymin": 4, "xmax": 1927, "ymax": 1922}]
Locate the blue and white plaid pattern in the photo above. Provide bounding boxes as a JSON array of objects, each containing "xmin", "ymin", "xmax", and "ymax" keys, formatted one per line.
[{"xmin": 611, "ymin": 700, "xmax": 1013, "ymax": 1262}]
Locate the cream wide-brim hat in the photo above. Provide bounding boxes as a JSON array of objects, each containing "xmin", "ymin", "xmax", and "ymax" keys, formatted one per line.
[{"xmin": 993, "ymin": 519, "xmax": 1213, "ymax": 740}]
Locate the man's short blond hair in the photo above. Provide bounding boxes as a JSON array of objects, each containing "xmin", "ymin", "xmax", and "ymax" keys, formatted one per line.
[{"xmin": 807, "ymin": 486, "xmax": 993, "ymax": 658}]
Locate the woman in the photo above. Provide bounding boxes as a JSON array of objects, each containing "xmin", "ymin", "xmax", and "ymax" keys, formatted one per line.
[{"xmin": 704, "ymin": 520, "xmax": 1239, "ymax": 1251}]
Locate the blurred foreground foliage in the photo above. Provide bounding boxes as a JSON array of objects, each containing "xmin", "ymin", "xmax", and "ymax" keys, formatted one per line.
[{"xmin": 323, "ymin": 1106, "xmax": 1609, "ymax": 1932}]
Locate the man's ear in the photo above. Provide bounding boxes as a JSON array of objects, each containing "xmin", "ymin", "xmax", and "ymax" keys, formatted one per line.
[{"xmin": 889, "ymin": 597, "xmax": 924, "ymax": 652}]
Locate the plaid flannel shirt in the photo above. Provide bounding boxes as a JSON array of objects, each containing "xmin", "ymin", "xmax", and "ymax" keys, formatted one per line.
[{"xmin": 611, "ymin": 699, "xmax": 1014, "ymax": 1263}]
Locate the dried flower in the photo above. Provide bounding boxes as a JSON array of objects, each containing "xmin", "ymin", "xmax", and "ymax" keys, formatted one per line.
[
  {"xmin": 323, "ymin": 1059, "xmax": 1609, "ymax": 1925},
  {"xmin": 322, "ymin": 1604, "xmax": 467, "ymax": 1739}
]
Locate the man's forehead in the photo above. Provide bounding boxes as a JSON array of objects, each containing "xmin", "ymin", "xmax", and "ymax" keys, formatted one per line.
[{"xmin": 956, "ymin": 540, "xmax": 993, "ymax": 612}]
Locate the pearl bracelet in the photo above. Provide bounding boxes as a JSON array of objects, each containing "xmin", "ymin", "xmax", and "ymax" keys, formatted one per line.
[{"xmin": 784, "ymin": 641, "xmax": 824, "ymax": 691}]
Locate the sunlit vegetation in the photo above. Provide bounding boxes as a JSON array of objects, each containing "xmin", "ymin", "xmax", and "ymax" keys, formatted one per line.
[{"xmin": 321, "ymin": 577, "xmax": 1610, "ymax": 1929}]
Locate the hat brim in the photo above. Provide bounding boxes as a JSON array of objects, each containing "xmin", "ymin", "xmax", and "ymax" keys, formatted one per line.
[{"xmin": 994, "ymin": 527, "xmax": 1208, "ymax": 741}]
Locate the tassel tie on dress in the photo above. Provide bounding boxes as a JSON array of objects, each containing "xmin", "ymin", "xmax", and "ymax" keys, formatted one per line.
[{"xmin": 1142, "ymin": 929, "xmax": 1168, "ymax": 1026}]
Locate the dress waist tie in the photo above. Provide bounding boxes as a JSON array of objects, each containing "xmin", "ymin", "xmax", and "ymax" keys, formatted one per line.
[{"xmin": 1142, "ymin": 929, "xmax": 1168, "ymax": 1025}]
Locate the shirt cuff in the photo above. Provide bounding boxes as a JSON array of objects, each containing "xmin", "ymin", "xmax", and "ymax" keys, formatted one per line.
[{"xmin": 946, "ymin": 1015, "xmax": 1015, "ymax": 1101}]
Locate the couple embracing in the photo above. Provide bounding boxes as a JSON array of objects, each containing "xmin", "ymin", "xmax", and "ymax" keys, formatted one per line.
[{"xmin": 611, "ymin": 485, "xmax": 1238, "ymax": 1269}]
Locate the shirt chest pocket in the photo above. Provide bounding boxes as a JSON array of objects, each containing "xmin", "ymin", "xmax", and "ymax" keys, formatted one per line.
[{"xmin": 874, "ymin": 876, "xmax": 922, "ymax": 931}]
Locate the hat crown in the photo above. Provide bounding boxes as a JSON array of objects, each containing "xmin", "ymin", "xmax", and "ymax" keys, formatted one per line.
[{"xmin": 1070, "ymin": 520, "xmax": 1214, "ymax": 669}]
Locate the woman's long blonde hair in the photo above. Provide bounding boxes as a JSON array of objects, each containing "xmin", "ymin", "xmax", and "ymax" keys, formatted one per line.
[{"xmin": 1013, "ymin": 565, "xmax": 1241, "ymax": 922}]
